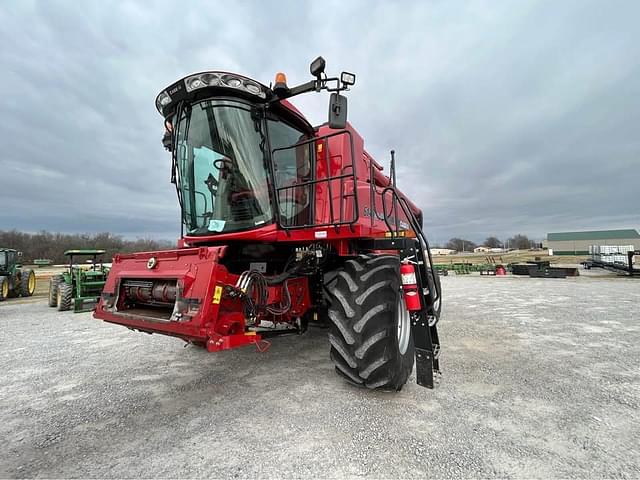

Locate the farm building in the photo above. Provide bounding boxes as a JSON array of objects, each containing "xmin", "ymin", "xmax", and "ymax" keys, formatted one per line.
[
  {"xmin": 547, "ymin": 229, "xmax": 640, "ymax": 255},
  {"xmin": 430, "ymin": 248, "xmax": 456, "ymax": 256},
  {"xmin": 474, "ymin": 246, "xmax": 505, "ymax": 254}
]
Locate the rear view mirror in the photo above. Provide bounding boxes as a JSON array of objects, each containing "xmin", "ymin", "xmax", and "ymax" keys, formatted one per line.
[
  {"xmin": 328, "ymin": 93, "xmax": 348, "ymax": 129},
  {"xmin": 162, "ymin": 130, "xmax": 173, "ymax": 151}
]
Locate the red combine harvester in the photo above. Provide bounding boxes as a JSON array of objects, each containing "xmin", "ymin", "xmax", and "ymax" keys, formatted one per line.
[{"xmin": 94, "ymin": 57, "xmax": 442, "ymax": 390}]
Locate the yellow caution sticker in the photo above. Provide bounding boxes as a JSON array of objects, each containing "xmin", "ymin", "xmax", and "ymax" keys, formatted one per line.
[{"xmin": 212, "ymin": 285, "xmax": 223, "ymax": 304}]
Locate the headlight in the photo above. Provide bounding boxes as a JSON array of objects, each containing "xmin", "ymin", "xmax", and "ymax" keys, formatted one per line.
[
  {"xmin": 156, "ymin": 91, "xmax": 172, "ymax": 111},
  {"xmin": 186, "ymin": 77, "xmax": 204, "ymax": 90},
  {"xmin": 222, "ymin": 75, "xmax": 242, "ymax": 88},
  {"xmin": 201, "ymin": 73, "xmax": 220, "ymax": 86},
  {"xmin": 183, "ymin": 72, "xmax": 266, "ymax": 98},
  {"xmin": 244, "ymin": 81, "xmax": 261, "ymax": 95}
]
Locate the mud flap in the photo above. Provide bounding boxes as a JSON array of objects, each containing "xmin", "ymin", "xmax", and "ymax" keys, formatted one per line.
[
  {"xmin": 415, "ymin": 347, "xmax": 435, "ymax": 388},
  {"xmin": 411, "ymin": 312, "xmax": 440, "ymax": 389}
]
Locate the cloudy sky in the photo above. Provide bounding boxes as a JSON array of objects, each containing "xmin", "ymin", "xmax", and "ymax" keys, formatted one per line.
[{"xmin": 0, "ymin": 0, "xmax": 638, "ymax": 244}]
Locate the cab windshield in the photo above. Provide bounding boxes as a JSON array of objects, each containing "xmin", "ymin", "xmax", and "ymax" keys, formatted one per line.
[{"xmin": 175, "ymin": 100, "xmax": 272, "ymax": 235}]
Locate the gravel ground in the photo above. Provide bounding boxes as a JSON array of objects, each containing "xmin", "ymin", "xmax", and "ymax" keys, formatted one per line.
[{"xmin": 0, "ymin": 275, "xmax": 639, "ymax": 478}]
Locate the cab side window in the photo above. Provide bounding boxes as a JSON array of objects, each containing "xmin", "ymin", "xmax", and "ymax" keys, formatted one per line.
[{"xmin": 269, "ymin": 120, "xmax": 313, "ymax": 226}]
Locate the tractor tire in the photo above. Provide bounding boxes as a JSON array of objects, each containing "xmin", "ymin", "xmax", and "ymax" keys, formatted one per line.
[
  {"xmin": 21, "ymin": 269, "xmax": 36, "ymax": 297},
  {"xmin": 57, "ymin": 282, "xmax": 73, "ymax": 311},
  {"xmin": 48, "ymin": 275, "xmax": 63, "ymax": 307},
  {"xmin": 326, "ymin": 254, "xmax": 414, "ymax": 391},
  {"xmin": 0, "ymin": 276, "xmax": 8, "ymax": 302}
]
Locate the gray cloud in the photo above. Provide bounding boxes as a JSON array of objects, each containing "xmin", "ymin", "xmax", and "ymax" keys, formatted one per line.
[{"xmin": 1, "ymin": 0, "xmax": 638, "ymax": 244}]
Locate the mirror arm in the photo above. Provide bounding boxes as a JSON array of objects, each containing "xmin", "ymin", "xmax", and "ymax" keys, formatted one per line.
[
  {"xmin": 270, "ymin": 80, "xmax": 318, "ymax": 104},
  {"xmin": 288, "ymin": 79, "xmax": 319, "ymax": 97},
  {"xmin": 269, "ymin": 75, "xmax": 349, "ymax": 104}
]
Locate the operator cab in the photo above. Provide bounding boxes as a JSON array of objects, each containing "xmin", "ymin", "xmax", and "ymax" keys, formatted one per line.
[
  {"xmin": 155, "ymin": 59, "xmax": 355, "ymax": 239},
  {"xmin": 0, "ymin": 249, "xmax": 18, "ymax": 272}
]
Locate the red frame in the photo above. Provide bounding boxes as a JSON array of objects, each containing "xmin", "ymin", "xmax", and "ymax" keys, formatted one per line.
[{"xmin": 95, "ymin": 96, "xmax": 421, "ymax": 351}]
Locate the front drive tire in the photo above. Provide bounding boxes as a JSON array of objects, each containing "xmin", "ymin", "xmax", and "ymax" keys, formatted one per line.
[
  {"xmin": 57, "ymin": 283, "xmax": 73, "ymax": 311},
  {"xmin": 21, "ymin": 269, "xmax": 36, "ymax": 297},
  {"xmin": 0, "ymin": 276, "xmax": 8, "ymax": 302},
  {"xmin": 326, "ymin": 254, "xmax": 414, "ymax": 391},
  {"xmin": 48, "ymin": 275, "xmax": 63, "ymax": 307}
]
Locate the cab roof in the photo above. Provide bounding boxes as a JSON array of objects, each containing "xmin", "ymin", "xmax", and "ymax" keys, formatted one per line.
[
  {"xmin": 64, "ymin": 249, "xmax": 106, "ymax": 256},
  {"xmin": 155, "ymin": 70, "xmax": 313, "ymax": 132}
]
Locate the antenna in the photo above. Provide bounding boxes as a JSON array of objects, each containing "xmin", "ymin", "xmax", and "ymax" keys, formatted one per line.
[{"xmin": 390, "ymin": 150, "xmax": 397, "ymax": 187}]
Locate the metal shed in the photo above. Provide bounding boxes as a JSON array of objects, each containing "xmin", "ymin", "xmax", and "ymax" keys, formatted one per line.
[{"xmin": 547, "ymin": 229, "xmax": 640, "ymax": 255}]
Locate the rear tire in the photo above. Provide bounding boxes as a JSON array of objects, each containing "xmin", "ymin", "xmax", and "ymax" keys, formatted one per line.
[
  {"xmin": 21, "ymin": 269, "xmax": 36, "ymax": 297},
  {"xmin": 0, "ymin": 276, "xmax": 8, "ymax": 302},
  {"xmin": 48, "ymin": 275, "xmax": 63, "ymax": 307},
  {"xmin": 57, "ymin": 283, "xmax": 73, "ymax": 311},
  {"xmin": 326, "ymin": 254, "xmax": 414, "ymax": 391}
]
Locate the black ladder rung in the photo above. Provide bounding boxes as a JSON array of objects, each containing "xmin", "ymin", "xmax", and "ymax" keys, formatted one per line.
[{"xmin": 433, "ymin": 343, "xmax": 441, "ymax": 360}]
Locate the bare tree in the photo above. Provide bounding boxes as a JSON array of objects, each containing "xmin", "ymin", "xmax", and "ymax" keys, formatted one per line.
[
  {"xmin": 506, "ymin": 234, "xmax": 534, "ymax": 250},
  {"xmin": 445, "ymin": 238, "xmax": 477, "ymax": 252},
  {"xmin": 484, "ymin": 236, "xmax": 503, "ymax": 248},
  {"xmin": 0, "ymin": 229, "xmax": 173, "ymax": 264}
]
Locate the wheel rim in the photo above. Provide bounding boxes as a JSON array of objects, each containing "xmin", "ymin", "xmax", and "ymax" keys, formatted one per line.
[
  {"xmin": 1, "ymin": 281, "xmax": 7, "ymax": 298},
  {"xmin": 57, "ymin": 288, "xmax": 62, "ymax": 306},
  {"xmin": 396, "ymin": 294, "xmax": 411, "ymax": 355},
  {"xmin": 28, "ymin": 273, "xmax": 35, "ymax": 293}
]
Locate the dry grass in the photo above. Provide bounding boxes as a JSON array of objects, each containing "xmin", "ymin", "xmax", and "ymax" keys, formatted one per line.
[{"xmin": 431, "ymin": 250, "xmax": 588, "ymax": 265}]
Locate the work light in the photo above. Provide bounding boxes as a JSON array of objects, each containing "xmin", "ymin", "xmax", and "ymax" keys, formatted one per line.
[
  {"xmin": 341, "ymin": 72, "xmax": 356, "ymax": 86},
  {"xmin": 310, "ymin": 56, "xmax": 326, "ymax": 77}
]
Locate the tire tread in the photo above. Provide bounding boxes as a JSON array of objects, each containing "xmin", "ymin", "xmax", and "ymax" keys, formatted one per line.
[{"xmin": 326, "ymin": 254, "xmax": 414, "ymax": 391}]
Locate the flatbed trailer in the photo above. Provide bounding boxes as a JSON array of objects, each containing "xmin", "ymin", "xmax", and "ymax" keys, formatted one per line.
[{"xmin": 583, "ymin": 250, "xmax": 640, "ymax": 276}]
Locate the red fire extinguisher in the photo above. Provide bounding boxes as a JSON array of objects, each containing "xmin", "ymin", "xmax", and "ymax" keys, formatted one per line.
[{"xmin": 400, "ymin": 261, "xmax": 422, "ymax": 312}]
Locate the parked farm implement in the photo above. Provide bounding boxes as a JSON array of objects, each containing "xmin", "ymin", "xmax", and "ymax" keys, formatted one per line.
[
  {"xmin": 94, "ymin": 57, "xmax": 442, "ymax": 391},
  {"xmin": 0, "ymin": 248, "xmax": 36, "ymax": 301},
  {"xmin": 583, "ymin": 246, "xmax": 640, "ymax": 277},
  {"xmin": 49, "ymin": 250, "xmax": 110, "ymax": 312}
]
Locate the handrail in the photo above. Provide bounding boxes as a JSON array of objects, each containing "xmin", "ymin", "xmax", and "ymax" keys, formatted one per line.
[
  {"xmin": 380, "ymin": 186, "xmax": 441, "ymax": 308},
  {"xmin": 271, "ymin": 130, "xmax": 359, "ymax": 230}
]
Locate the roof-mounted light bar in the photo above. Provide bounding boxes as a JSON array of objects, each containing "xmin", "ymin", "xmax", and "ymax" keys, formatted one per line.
[
  {"xmin": 184, "ymin": 72, "xmax": 265, "ymax": 97},
  {"xmin": 155, "ymin": 71, "xmax": 268, "ymax": 113}
]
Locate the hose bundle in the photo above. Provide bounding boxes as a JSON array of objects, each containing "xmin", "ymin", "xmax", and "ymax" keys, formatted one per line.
[{"xmin": 235, "ymin": 270, "xmax": 292, "ymax": 319}]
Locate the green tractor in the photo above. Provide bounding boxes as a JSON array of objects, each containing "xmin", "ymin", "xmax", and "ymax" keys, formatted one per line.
[
  {"xmin": 0, "ymin": 248, "xmax": 36, "ymax": 301},
  {"xmin": 48, "ymin": 250, "xmax": 110, "ymax": 312}
]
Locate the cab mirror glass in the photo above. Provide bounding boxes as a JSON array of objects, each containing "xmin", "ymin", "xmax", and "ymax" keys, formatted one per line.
[
  {"xmin": 328, "ymin": 93, "xmax": 347, "ymax": 129},
  {"xmin": 162, "ymin": 130, "xmax": 173, "ymax": 151}
]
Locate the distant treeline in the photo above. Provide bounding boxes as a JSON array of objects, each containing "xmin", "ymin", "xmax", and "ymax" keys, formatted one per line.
[
  {"xmin": 0, "ymin": 230, "xmax": 174, "ymax": 264},
  {"xmin": 434, "ymin": 234, "xmax": 540, "ymax": 251}
]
